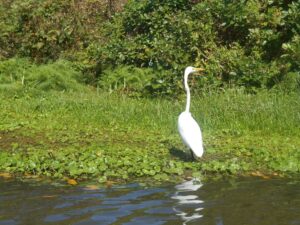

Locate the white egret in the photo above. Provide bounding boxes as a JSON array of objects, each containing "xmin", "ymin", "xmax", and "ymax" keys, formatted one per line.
[{"xmin": 178, "ymin": 66, "xmax": 205, "ymax": 160}]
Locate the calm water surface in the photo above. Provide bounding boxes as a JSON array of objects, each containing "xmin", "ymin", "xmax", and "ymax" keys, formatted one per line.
[{"xmin": 0, "ymin": 176, "xmax": 299, "ymax": 225}]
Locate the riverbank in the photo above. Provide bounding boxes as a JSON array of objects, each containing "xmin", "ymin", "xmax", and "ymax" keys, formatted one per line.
[{"xmin": 0, "ymin": 90, "xmax": 299, "ymax": 183}]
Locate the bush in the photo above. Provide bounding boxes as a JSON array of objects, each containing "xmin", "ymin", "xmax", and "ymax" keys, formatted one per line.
[
  {"xmin": 94, "ymin": 0, "xmax": 299, "ymax": 95},
  {"xmin": 0, "ymin": 0, "xmax": 299, "ymax": 96},
  {"xmin": 0, "ymin": 58, "xmax": 86, "ymax": 94},
  {"xmin": 282, "ymin": 35, "xmax": 300, "ymax": 71},
  {"xmin": 0, "ymin": 58, "xmax": 32, "ymax": 84},
  {"xmin": 0, "ymin": 0, "xmax": 111, "ymax": 61},
  {"xmin": 25, "ymin": 60, "xmax": 85, "ymax": 92},
  {"xmin": 273, "ymin": 72, "xmax": 300, "ymax": 93},
  {"xmin": 98, "ymin": 66, "xmax": 155, "ymax": 94}
]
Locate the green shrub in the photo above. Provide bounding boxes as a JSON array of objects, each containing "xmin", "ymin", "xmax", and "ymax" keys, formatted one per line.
[
  {"xmin": 1, "ymin": 0, "xmax": 300, "ymax": 96},
  {"xmin": 98, "ymin": 66, "xmax": 155, "ymax": 94},
  {"xmin": 0, "ymin": 58, "xmax": 86, "ymax": 94},
  {"xmin": 98, "ymin": 65, "xmax": 192, "ymax": 97},
  {"xmin": 0, "ymin": 0, "xmax": 109, "ymax": 62},
  {"xmin": 0, "ymin": 1, "xmax": 17, "ymax": 59},
  {"xmin": 0, "ymin": 58, "xmax": 32, "ymax": 84},
  {"xmin": 282, "ymin": 35, "xmax": 300, "ymax": 71},
  {"xmin": 94, "ymin": 0, "xmax": 299, "ymax": 95},
  {"xmin": 273, "ymin": 72, "xmax": 300, "ymax": 93},
  {"xmin": 26, "ymin": 60, "xmax": 85, "ymax": 92},
  {"xmin": 201, "ymin": 44, "xmax": 281, "ymax": 91}
]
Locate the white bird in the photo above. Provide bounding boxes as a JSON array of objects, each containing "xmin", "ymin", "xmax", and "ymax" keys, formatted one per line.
[{"xmin": 178, "ymin": 66, "xmax": 205, "ymax": 160}]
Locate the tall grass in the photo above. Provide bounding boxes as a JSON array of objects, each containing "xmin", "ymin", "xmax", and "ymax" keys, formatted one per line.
[
  {"xmin": 0, "ymin": 57, "xmax": 298, "ymax": 136},
  {"xmin": 0, "ymin": 58, "xmax": 87, "ymax": 95},
  {"xmin": 1, "ymin": 90, "xmax": 299, "ymax": 137},
  {"xmin": 194, "ymin": 90, "xmax": 300, "ymax": 136}
]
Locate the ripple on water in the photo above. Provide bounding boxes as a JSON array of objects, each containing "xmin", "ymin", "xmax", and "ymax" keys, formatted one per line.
[{"xmin": 0, "ymin": 177, "xmax": 299, "ymax": 225}]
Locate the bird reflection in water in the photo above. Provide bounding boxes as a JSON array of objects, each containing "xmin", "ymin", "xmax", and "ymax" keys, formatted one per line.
[{"xmin": 172, "ymin": 178, "xmax": 204, "ymax": 224}]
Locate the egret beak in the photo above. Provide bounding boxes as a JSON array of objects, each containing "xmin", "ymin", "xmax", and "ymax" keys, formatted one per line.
[{"xmin": 193, "ymin": 67, "xmax": 205, "ymax": 75}]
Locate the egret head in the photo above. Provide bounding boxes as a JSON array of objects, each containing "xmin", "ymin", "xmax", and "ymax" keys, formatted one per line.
[{"xmin": 184, "ymin": 66, "xmax": 205, "ymax": 76}]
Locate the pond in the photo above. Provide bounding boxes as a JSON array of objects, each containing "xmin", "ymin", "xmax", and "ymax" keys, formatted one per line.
[{"xmin": 0, "ymin": 176, "xmax": 299, "ymax": 225}]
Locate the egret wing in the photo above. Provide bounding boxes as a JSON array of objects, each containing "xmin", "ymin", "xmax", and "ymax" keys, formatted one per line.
[{"xmin": 178, "ymin": 112, "xmax": 204, "ymax": 157}]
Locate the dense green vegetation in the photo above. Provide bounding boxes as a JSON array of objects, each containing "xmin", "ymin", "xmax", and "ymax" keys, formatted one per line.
[
  {"xmin": 0, "ymin": 0, "xmax": 299, "ymax": 95},
  {"xmin": 0, "ymin": 1, "xmax": 299, "ymax": 183},
  {"xmin": 0, "ymin": 87, "xmax": 299, "ymax": 182},
  {"xmin": 0, "ymin": 60, "xmax": 299, "ymax": 181}
]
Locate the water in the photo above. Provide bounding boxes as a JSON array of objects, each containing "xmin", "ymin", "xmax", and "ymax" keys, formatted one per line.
[{"xmin": 0, "ymin": 176, "xmax": 299, "ymax": 225}]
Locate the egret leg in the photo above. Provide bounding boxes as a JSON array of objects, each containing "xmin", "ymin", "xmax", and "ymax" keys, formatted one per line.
[{"xmin": 190, "ymin": 149, "xmax": 197, "ymax": 161}]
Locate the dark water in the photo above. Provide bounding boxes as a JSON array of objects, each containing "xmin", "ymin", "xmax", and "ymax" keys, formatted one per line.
[{"xmin": 0, "ymin": 177, "xmax": 299, "ymax": 225}]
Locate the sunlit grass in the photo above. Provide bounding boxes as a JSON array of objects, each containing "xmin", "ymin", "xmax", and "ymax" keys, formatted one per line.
[
  {"xmin": 1, "ymin": 89, "xmax": 300, "ymax": 147},
  {"xmin": 0, "ymin": 90, "xmax": 299, "ymax": 181},
  {"xmin": 12, "ymin": 89, "xmax": 297, "ymax": 135},
  {"xmin": 193, "ymin": 90, "xmax": 300, "ymax": 136}
]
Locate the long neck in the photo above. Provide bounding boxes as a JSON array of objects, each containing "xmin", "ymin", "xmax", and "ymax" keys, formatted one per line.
[{"xmin": 184, "ymin": 71, "xmax": 191, "ymax": 112}]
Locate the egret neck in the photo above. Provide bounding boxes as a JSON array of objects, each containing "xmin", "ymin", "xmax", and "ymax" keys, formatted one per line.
[{"xmin": 184, "ymin": 69, "xmax": 192, "ymax": 113}]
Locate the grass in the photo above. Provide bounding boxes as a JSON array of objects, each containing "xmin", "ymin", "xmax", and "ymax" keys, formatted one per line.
[{"xmin": 0, "ymin": 88, "xmax": 299, "ymax": 183}]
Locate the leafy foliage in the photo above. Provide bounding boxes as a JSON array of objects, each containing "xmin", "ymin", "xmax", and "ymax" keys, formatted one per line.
[
  {"xmin": 98, "ymin": 66, "xmax": 155, "ymax": 95},
  {"xmin": 0, "ymin": 0, "xmax": 299, "ymax": 95},
  {"xmin": 97, "ymin": 0, "xmax": 300, "ymax": 94},
  {"xmin": 0, "ymin": 0, "xmax": 110, "ymax": 61},
  {"xmin": 98, "ymin": 65, "xmax": 181, "ymax": 96},
  {"xmin": 282, "ymin": 35, "xmax": 300, "ymax": 71}
]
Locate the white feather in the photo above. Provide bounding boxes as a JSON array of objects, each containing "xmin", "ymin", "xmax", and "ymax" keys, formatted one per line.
[{"xmin": 178, "ymin": 111, "xmax": 204, "ymax": 158}]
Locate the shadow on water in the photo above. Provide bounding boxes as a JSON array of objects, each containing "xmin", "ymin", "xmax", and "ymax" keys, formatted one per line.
[{"xmin": 0, "ymin": 176, "xmax": 300, "ymax": 225}]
